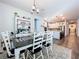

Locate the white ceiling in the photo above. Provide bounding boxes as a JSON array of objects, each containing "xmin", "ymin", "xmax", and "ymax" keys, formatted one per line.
[{"xmin": 0, "ymin": 0, "xmax": 79, "ymax": 19}]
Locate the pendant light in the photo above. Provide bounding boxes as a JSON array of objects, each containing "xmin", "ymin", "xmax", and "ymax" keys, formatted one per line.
[{"xmin": 31, "ymin": 0, "xmax": 39, "ymax": 14}]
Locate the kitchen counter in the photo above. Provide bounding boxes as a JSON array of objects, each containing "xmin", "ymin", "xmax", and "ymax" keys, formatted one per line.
[{"xmin": 49, "ymin": 30, "xmax": 64, "ymax": 39}]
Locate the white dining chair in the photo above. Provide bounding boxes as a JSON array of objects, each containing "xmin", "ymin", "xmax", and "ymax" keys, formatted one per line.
[
  {"xmin": 1, "ymin": 31, "xmax": 25, "ymax": 59},
  {"xmin": 27, "ymin": 32, "xmax": 44, "ymax": 59},
  {"xmin": 1, "ymin": 32, "xmax": 13, "ymax": 57},
  {"xmin": 43, "ymin": 31, "xmax": 53, "ymax": 59}
]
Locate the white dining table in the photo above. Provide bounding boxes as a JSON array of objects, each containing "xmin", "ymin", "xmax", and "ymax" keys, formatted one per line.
[
  {"xmin": 15, "ymin": 40, "xmax": 46, "ymax": 59},
  {"xmin": 15, "ymin": 43, "xmax": 33, "ymax": 59}
]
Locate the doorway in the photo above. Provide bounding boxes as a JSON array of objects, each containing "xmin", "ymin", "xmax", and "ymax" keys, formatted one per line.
[{"xmin": 69, "ymin": 22, "xmax": 76, "ymax": 35}]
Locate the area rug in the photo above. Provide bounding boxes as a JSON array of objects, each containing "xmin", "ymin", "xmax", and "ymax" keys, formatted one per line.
[{"xmin": 49, "ymin": 44, "xmax": 72, "ymax": 59}]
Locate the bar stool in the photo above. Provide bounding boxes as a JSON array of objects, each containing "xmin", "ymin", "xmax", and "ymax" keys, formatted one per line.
[{"xmin": 26, "ymin": 32, "xmax": 44, "ymax": 59}]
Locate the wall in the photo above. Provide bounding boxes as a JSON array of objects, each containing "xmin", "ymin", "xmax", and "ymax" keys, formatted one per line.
[
  {"xmin": 34, "ymin": 16, "xmax": 42, "ymax": 32},
  {"xmin": 64, "ymin": 20, "xmax": 69, "ymax": 36},
  {"xmin": 77, "ymin": 19, "xmax": 79, "ymax": 36},
  {"xmin": 0, "ymin": 2, "xmax": 35, "ymax": 32}
]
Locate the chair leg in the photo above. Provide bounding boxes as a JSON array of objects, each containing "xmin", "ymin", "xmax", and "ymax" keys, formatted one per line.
[
  {"xmin": 48, "ymin": 46, "xmax": 53, "ymax": 57},
  {"xmin": 41, "ymin": 50, "xmax": 44, "ymax": 59},
  {"xmin": 21, "ymin": 53, "xmax": 25, "ymax": 59},
  {"xmin": 26, "ymin": 51, "xmax": 29, "ymax": 59},
  {"xmin": 46, "ymin": 47, "xmax": 49, "ymax": 59},
  {"xmin": 50, "ymin": 46, "xmax": 53, "ymax": 53},
  {"xmin": 33, "ymin": 54, "xmax": 35, "ymax": 59}
]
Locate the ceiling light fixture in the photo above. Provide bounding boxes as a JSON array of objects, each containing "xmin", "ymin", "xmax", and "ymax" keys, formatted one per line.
[{"xmin": 31, "ymin": 0, "xmax": 39, "ymax": 14}]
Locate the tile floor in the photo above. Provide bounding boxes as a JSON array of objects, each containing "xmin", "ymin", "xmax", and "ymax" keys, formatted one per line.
[
  {"xmin": 1, "ymin": 32, "xmax": 77, "ymax": 59},
  {"xmin": 55, "ymin": 32, "xmax": 79, "ymax": 59},
  {"xmin": 0, "ymin": 44, "xmax": 71, "ymax": 59}
]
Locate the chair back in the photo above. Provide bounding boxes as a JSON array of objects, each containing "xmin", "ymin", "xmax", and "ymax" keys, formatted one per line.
[
  {"xmin": 1, "ymin": 32, "xmax": 12, "ymax": 56},
  {"xmin": 46, "ymin": 32, "xmax": 53, "ymax": 45},
  {"xmin": 33, "ymin": 32, "xmax": 44, "ymax": 52}
]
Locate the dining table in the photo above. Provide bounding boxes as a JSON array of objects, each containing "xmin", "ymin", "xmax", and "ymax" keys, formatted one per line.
[{"xmin": 13, "ymin": 33, "xmax": 46, "ymax": 59}]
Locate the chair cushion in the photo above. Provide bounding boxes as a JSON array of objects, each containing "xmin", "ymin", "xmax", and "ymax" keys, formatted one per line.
[
  {"xmin": 10, "ymin": 48, "xmax": 15, "ymax": 54},
  {"xmin": 20, "ymin": 50, "xmax": 25, "ymax": 54},
  {"xmin": 44, "ymin": 43, "xmax": 51, "ymax": 47},
  {"xmin": 42, "ymin": 41, "xmax": 46, "ymax": 45},
  {"xmin": 29, "ymin": 47, "xmax": 42, "ymax": 54},
  {"xmin": 3, "ymin": 47, "xmax": 6, "ymax": 51},
  {"xmin": 10, "ymin": 48, "xmax": 25, "ymax": 54},
  {"xmin": 27, "ymin": 46, "xmax": 33, "ymax": 50}
]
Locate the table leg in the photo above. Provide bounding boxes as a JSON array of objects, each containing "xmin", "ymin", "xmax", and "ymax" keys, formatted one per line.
[{"xmin": 15, "ymin": 49, "xmax": 20, "ymax": 59}]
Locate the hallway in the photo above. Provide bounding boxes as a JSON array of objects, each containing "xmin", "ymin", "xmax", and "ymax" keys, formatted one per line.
[{"xmin": 55, "ymin": 32, "xmax": 79, "ymax": 59}]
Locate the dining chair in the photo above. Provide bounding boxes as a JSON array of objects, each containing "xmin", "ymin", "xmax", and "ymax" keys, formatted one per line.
[
  {"xmin": 1, "ymin": 31, "xmax": 25, "ymax": 59},
  {"xmin": 1, "ymin": 32, "xmax": 14, "ymax": 57},
  {"xmin": 26, "ymin": 32, "xmax": 44, "ymax": 59},
  {"xmin": 43, "ymin": 31, "xmax": 53, "ymax": 59}
]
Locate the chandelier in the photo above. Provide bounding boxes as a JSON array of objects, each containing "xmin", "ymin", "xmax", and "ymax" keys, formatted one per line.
[{"xmin": 31, "ymin": 0, "xmax": 39, "ymax": 14}]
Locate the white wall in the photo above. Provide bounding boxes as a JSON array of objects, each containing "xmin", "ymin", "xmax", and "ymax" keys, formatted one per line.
[
  {"xmin": 64, "ymin": 20, "xmax": 69, "ymax": 36},
  {"xmin": 77, "ymin": 19, "xmax": 79, "ymax": 36},
  {"xmin": 0, "ymin": 2, "xmax": 35, "ymax": 32}
]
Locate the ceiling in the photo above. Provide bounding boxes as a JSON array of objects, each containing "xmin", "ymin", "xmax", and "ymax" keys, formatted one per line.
[{"xmin": 0, "ymin": 0, "xmax": 79, "ymax": 19}]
